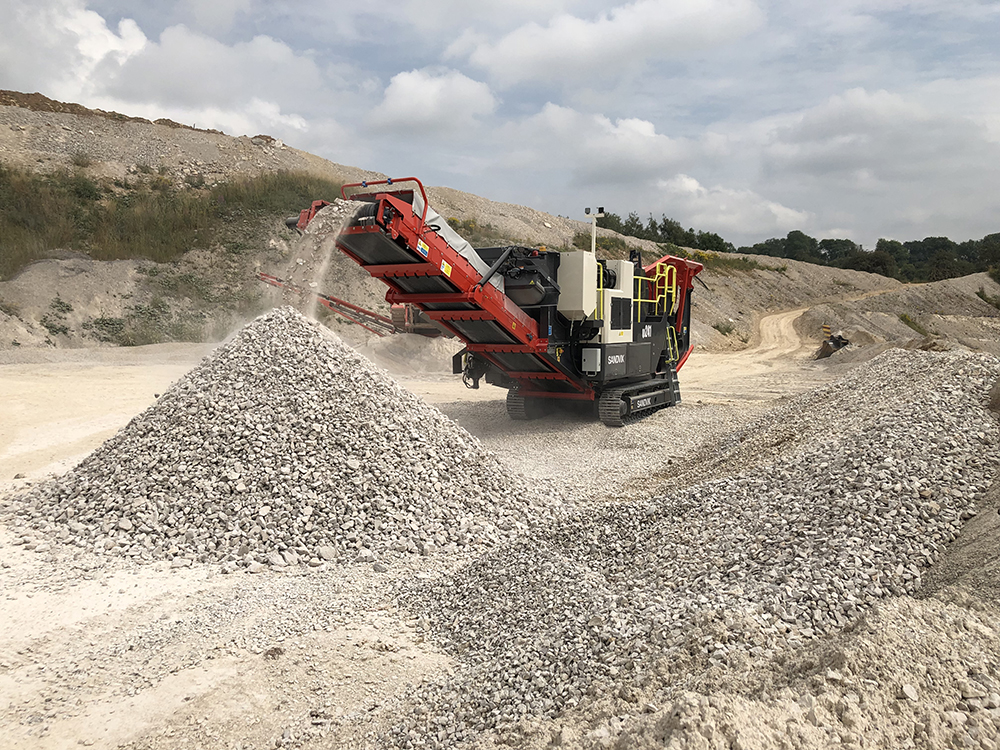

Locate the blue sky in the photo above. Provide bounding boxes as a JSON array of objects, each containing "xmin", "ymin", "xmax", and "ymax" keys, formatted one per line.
[{"xmin": 2, "ymin": 0, "xmax": 999, "ymax": 248}]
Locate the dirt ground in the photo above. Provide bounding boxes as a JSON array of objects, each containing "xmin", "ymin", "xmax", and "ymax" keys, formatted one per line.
[
  {"xmin": 0, "ymin": 308, "xmax": 834, "ymax": 749},
  {"xmin": 1, "ymin": 307, "xmax": 997, "ymax": 750}
]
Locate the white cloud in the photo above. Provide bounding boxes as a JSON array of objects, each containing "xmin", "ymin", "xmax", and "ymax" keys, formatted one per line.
[
  {"xmin": 764, "ymin": 88, "xmax": 992, "ymax": 184},
  {"xmin": 500, "ymin": 103, "xmax": 690, "ymax": 184},
  {"xmin": 754, "ymin": 87, "xmax": 1000, "ymax": 243},
  {"xmin": 368, "ymin": 69, "xmax": 498, "ymax": 134},
  {"xmin": 913, "ymin": 75, "xmax": 1000, "ymax": 142},
  {"xmin": 100, "ymin": 26, "xmax": 322, "ymax": 110},
  {"xmin": 0, "ymin": 2, "xmax": 350, "ymax": 145},
  {"xmin": 656, "ymin": 174, "xmax": 810, "ymax": 237},
  {"xmin": 0, "ymin": 0, "xmax": 145, "ymax": 100},
  {"xmin": 464, "ymin": 0, "xmax": 764, "ymax": 87},
  {"xmin": 336, "ymin": 0, "xmax": 576, "ymax": 35}
]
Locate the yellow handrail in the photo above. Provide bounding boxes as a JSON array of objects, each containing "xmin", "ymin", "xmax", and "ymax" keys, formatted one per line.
[
  {"xmin": 665, "ymin": 325, "xmax": 679, "ymax": 363},
  {"xmin": 634, "ymin": 263, "xmax": 677, "ymax": 316},
  {"xmin": 596, "ymin": 263, "xmax": 604, "ymax": 321}
]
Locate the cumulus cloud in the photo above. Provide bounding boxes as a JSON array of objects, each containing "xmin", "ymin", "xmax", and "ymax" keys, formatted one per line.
[
  {"xmin": 757, "ymin": 88, "xmax": 1000, "ymax": 243},
  {"xmin": 764, "ymin": 88, "xmax": 984, "ymax": 180},
  {"xmin": 368, "ymin": 69, "xmax": 498, "ymax": 134},
  {"xmin": 499, "ymin": 103, "xmax": 691, "ymax": 184},
  {"xmin": 913, "ymin": 75, "xmax": 1000, "ymax": 142},
  {"xmin": 656, "ymin": 174, "xmax": 810, "ymax": 237},
  {"xmin": 462, "ymin": 0, "xmax": 764, "ymax": 87},
  {"xmin": 0, "ymin": 0, "xmax": 145, "ymax": 99},
  {"xmin": 99, "ymin": 26, "xmax": 321, "ymax": 111}
]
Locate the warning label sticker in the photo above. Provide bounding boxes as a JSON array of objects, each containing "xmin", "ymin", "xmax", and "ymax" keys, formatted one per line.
[
  {"xmin": 417, "ymin": 239, "xmax": 430, "ymax": 258},
  {"xmin": 440, "ymin": 260, "xmax": 452, "ymax": 277}
]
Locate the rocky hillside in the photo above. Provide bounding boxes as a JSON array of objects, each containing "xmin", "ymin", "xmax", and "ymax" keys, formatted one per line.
[{"xmin": 1, "ymin": 90, "xmax": 999, "ymax": 357}]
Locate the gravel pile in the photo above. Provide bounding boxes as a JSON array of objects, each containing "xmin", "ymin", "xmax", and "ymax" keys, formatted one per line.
[
  {"xmin": 669, "ymin": 345, "xmax": 1000, "ymax": 485},
  {"xmin": 13, "ymin": 307, "xmax": 562, "ymax": 566},
  {"xmin": 394, "ymin": 349, "xmax": 1000, "ymax": 746}
]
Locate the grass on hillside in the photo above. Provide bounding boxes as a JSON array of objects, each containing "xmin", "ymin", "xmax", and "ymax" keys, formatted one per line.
[
  {"xmin": 446, "ymin": 217, "xmax": 513, "ymax": 247},
  {"xmin": 899, "ymin": 313, "xmax": 930, "ymax": 336},
  {"xmin": 0, "ymin": 164, "xmax": 343, "ymax": 280},
  {"xmin": 571, "ymin": 231, "xmax": 638, "ymax": 258},
  {"xmin": 975, "ymin": 287, "xmax": 1000, "ymax": 310},
  {"xmin": 665, "ymin": 243, "xmax": 785, "ymax": 274}
]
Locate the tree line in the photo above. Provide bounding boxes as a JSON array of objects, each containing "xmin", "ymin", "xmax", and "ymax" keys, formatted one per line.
[{"xmin": 596, "ymin": 211, "xmax": 1000, "ymax": 283}]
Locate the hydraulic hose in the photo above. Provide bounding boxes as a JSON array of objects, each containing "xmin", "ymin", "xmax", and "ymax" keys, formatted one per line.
[{"xmin": 475, "ymin": 246, "xmax": 514, "ymax": 290}]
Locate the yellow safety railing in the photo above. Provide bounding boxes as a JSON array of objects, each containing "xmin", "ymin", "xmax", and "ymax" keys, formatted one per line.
[
  {"xmin": 632, "ymin": 262, "xmax": 677, "ymax": 320},
  {"xmin": 596, "ymin": 263, "xmax": 604, "ymax": 321},
  {"xmin": 665, "ymin": 325, "xmax": 680, "ymax": 363}
]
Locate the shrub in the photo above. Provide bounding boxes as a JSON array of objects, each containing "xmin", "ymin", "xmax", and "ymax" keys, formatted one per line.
[
  {"xmin": 50, "ymin": 295, "xmax": 73, "ymax": 314},
  {"xmin": 665, "ymin": 244, "xmax": 778, "ymax": 274},
  {"xmin": 571, "ymin": 231, "xmax": 639, "ymax": 259},
  {"xmin": 975, "ymin": 287, "xmax": 1000, "ymax": 310},
  {"xmin": 899, "ymin": 313, "xmax": 929, "ymax": 336},
  {"xmin": 70, "ymin": 151, "xmax": 92, "ymax": 168},
  {"xmin": 445, "ymin": 216, "xmax": 511, "ymax": 246},
  {"xmin": 712, "ymin": 321, "xmax": 735, "ymax": 335}
]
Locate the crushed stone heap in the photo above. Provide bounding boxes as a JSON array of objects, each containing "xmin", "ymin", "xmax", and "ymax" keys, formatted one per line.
[
  {"xmin": 394, "ymin": 349, "xmax": 1000, "ymax": 746},
  {"xmin": 15, "ymin": 307, "xmax": 560, "ymax": 566}
]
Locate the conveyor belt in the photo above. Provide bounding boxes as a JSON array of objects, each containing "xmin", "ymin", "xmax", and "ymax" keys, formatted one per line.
[{"xmin": 332, "ymin": 179, "xmax": 589, "ymax": 395}]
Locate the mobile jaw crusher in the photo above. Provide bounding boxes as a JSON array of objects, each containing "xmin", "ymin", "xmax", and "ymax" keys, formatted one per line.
[{"xmin": 293, "ymin": 178, "xmax": 702, "ymax": 426}]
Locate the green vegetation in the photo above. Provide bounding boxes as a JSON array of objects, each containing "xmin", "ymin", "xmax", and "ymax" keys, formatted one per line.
[
  {"xmin": 570, "ymin": 231, "xmax": 639, "ymax": 258},
  {"xmin": 446, "ymin": 217, "xmax": 511, "ymax": 247},
  {"xmin": 0, "ymin": 164, "xmax": 342, "ymax": 280},
  {"xmin": 899, "ymin": 313, "xmax": 930, "ymax": 336},
  {"xmin": 975, "ymin": 287, "xmax": 1000, "ymax": 310},
  {"xmin": 82, "ymin": 299, "xmax": 196, "ymax": 346},
  {"xmin": 712, "ymin": 321, "xmax": 735, "ymax": 336},
  {"xmin": 597, "ymin": 211, "xmax": 733, "ymax": 254},
  {"xmin": 667, "ymin": 244, "xmax": 780, "ymax": 274},
  {"xmin": 597, "ymin": 207, "xmax": 1000, "ymax": 284},
  {"xmin": 40, "ymin": 295, "xmax": 73, "ymax": 336}
]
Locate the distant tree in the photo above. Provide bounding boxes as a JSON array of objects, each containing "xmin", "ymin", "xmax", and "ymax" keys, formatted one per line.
[
  {"xmin": 622, "ymin": 211, "xmax": 644, "ymax": 238},
  {"xmin": 695, "ymin": 231, "xmax": 735, "ymax": 254},
  {"xmin": 740, "ymin": 236, "xmax": 787, "ymax": 257},
  {"xmin": 591, "ymin": 210, "xmax": 1000, "ymax": 283},
  {"xmin": 957, "ymin": 239, "xmax": 980, "ymax": 266},
  {"xmin": 597, "ymin": 212, "xmax": 624, "ymax": 234},
  {"xmin": 840, "ymin": 249, "xmax": 897, "ymax": 277},
  {"xmin": 784, "ymin": 230, "xmax": 822, "ymax": 263},
  {"xmin": 818, "ymin": 238, "xmax": 859, "ymax": 264},
  {"xmin": 980, "ymin": 233, "xmax": 1000, "ymax": 266},
  {"xmin": 655, "ymin": 216, "xmax": 696, "ymax": 246},
  {"xmin": 905, "ymin": 236, "xmax": 957, "ymax": 267},
  {"xmin": 926, "ymin": 248, "xmax": 965, "ymax": 281},
  {"xmin": 875, "ymin": 238, "xmax": 908, "ymax": 265}
]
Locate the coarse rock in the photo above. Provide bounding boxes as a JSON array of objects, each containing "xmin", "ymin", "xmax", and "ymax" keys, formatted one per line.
[
  {"xmin": 10, "ymin": 307, "xmax": 564, "ymax": 566},
  {"xmin": 392, "ymin": 348, "xmax": 1000, "ymax": 746}
]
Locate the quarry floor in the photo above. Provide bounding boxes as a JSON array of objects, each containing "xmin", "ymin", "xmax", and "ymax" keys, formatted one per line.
[{"xmin": 0, "ymin": 311, "xmax": 888, "ymax": 750}]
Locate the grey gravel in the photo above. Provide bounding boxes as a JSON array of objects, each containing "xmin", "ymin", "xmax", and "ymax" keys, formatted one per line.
[
  {"xmin": 11, "ymin": 307, "xmax": 563, "ymax": 566},
  {"xmin": 393, "ymin": 348, "xmax": 1000, "ymax": 746}
]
